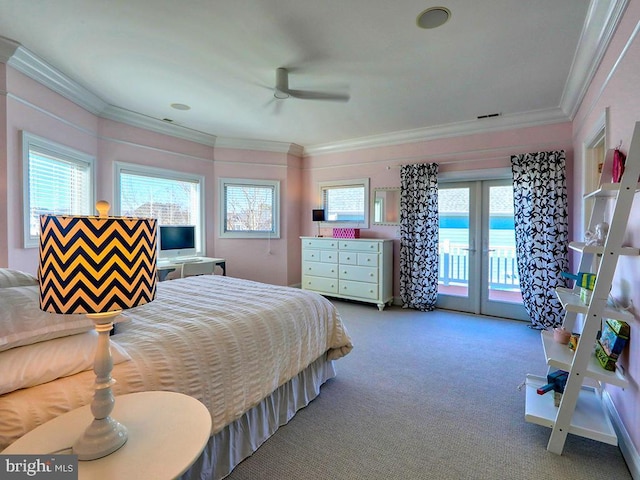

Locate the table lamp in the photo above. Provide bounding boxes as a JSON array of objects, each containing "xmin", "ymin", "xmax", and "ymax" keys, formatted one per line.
[
  {"xmin": 38, "ymin": 201, "xmax": 157, "ymax": 460},
  {"xmin": 312, "ymin": 209, "xmax": 325, "ymax": 237}
]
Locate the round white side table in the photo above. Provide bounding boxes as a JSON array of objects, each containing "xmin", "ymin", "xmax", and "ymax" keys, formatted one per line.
[{"xmin": 3, "ymin": 391, "xmax": 211, "ymax": 479}]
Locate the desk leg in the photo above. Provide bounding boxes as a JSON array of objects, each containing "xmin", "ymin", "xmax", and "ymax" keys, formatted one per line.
[
  {"xmin": 158, "ymin": 268, "xmax": 175, "ymax": 282},
  {"xmin": 217, "ymin": 261, "xmax": 226, "ymax": 276}
]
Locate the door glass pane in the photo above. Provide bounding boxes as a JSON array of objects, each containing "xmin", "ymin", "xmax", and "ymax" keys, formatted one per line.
[
  {"xmin": 438, "ymin": 188, "xmax": 470, "ymax": 297},
  {"xmin": 487, "ymin": 186, "xmax": 522, "ymax": 303}
]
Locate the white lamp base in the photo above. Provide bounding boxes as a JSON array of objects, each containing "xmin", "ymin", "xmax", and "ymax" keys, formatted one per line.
[
  {"xmin": 73, "ymin": 417, "xmax": 128, "ymax": 460},
  {"xmin": 74, "ymin": 311, "xmax": 128, "ymax": 461}
]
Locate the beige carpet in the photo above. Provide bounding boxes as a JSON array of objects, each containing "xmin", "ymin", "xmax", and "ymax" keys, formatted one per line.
[{"xmin": 226, "ymin": 300, "xmax": 632, "ymax": 480}]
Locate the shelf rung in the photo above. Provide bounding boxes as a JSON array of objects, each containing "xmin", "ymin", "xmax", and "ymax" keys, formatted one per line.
[
  {"xmin": 524, "ymin": 375, "xmax": 617, "ymax": 446},
  {"xmin": 555, "ymin": 287, "xmax": 634, "ymax": 322},
  {"xmin": 540, "ymin": 331, "xmax": 628, "ymax": 388},
  {"xmin": 568, "ymin": 242, "xmax": 639, "ymax": 256}
]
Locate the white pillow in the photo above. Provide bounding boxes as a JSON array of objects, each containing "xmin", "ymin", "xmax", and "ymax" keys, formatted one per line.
[
  {"xmin": 0, "ymin": 268, "xmax": 38, "ymax": 288},
  {"xmin": 0, "ymin": 330, "xmax": 131, "ymax": 395},
  {"xmin": 0, "ymin": 285, "xmax": 95, "ymax": 352}
]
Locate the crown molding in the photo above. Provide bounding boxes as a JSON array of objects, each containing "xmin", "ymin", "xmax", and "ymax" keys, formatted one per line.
[
  {"xmin": 7, "ymin": 44, "xmax": 108, "ymax": 115},
  {"xmin": 101, "ymin": 105, "xmax": 217, "ymax": 147},
  {"xmin": 560, "ymin": 0, "xmax": 628, "ymax": 120},
  {"xmin": 0, "ymin": 36, "xmax": 20, "ymax": 63},
  {"xmin": 214, "ymin": 137, "xmax": 304, "ymax": 156},
  {"xmin": 303, "ymin": 108, "xmax": 570, "ymax": 157},
  {"xmin": 4, "ymin": 42, "xmax": 218, "ymax": 147}
]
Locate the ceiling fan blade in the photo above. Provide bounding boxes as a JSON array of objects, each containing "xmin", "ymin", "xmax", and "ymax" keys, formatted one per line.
[
  {"xmin": 288, "ymin": 89, "xmax": 350, "ymax": 102},
  {"xmin": 274, "ymin": 67, "xmax": 290, "ymax": 98},
  {"xmin": 271, "ymin": 67, "xmax": 350, "ymax": 102}
]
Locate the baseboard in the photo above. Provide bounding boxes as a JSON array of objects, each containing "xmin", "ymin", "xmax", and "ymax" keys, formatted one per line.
[{"xmin": 604, "ymin": 390, "xmax": 640, "ymax": 479}]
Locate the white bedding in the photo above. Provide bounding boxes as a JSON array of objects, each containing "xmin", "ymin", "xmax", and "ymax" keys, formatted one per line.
[{"xmin": 0, "ymin": 275, "xmax": 353, "ymax": 451}]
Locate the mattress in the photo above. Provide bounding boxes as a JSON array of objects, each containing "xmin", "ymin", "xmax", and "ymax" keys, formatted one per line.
[{"xmin": 0, "ymin": 275, "xmax": 353, "ymax": 451}]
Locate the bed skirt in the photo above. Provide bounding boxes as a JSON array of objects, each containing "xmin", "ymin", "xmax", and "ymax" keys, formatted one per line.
[{"xmin": 181, "ymin": 355, "xmax": 337, "ymax": 480}]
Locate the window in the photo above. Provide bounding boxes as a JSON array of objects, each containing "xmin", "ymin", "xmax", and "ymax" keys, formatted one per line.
[
  {"xmin": 319, "ymin": 178, "xmax": 370, "ymax": 227},
  {"xmin": 115, "ymin": 163, "xmax": 205, "ymax": 254},
  {"xmin": 220, "ymin": 178, "xmax": 280, "ymax": 238},
  {"xmin": 22, "ymin": 132, "xmax": 95, "ymax": 248}
]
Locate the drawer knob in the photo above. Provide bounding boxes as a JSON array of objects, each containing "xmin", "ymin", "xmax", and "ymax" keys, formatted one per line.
[{"xmin": 367, "ymin": 258, "xmax": 371, "ymax": 262}]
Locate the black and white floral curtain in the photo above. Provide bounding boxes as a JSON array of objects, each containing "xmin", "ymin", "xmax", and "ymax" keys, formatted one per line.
[
  {"xmin": 400, "ymin": 163, "xmax": 439, "ymax": 311},
  {"xmin": 511, "ymin": 151, "xmax": 569, "ymax": 329}
]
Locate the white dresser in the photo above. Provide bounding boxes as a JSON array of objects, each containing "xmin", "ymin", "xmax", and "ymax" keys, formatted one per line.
[{"xmin": 301, "ymin": 237, "xmax": 393, "ymax": 310}]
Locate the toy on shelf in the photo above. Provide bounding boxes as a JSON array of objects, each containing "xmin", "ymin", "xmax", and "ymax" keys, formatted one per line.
[
  {"xmin": 562, "ymin": 271, "xmax": 596, "ymax": 304},
  {"xmin": 584, "ymin": 222, "xmax": 609, "ymax": 246},
  {"xmin": 537, "ymin": 370, "xmax": 569, "ymax": 407},
  {"xmin": 595, "ymin": 319, "xmax": 630, "ymax": 371},
  {"xmin": 561, "ymin": 271, "xmax": 596, "ymax": 289},
  {"xmin": 553, "ymin": 327, "xmax": 571, "ymax": 344}
]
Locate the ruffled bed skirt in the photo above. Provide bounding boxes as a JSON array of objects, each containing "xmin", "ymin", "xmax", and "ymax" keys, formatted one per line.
[{"xmin": 181, "ymin": 356, "xmax": 336, "ymax": 480}]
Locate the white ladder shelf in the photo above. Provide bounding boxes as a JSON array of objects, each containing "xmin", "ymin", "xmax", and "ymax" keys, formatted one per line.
[{"xmin": 524, "ymin": 121, "xmax": 640, "ymax": 454}]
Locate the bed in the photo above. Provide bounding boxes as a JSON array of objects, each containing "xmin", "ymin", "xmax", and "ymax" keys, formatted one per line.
[{"xmin": 0, "ymin": 269, "xmax": 353, "ymax": 479}]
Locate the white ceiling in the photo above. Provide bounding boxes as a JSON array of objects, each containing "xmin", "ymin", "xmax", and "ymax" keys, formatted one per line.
[{"xmin": 0, "ymin": 1, "xmax": 616, "ymax": 152}]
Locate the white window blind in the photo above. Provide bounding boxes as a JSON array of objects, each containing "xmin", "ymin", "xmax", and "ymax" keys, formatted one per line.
[
  {"xmin": 219, "ymin": 178, "xmax": 280, "ymax": 238},
  {"xmin": 120, "ymin": 172, "xmax": 200, "ymax": 224},
  {"xmin": 116, "ymin": 164, "xmax": 204, "ymax": 253},
  {"xmin": 23, "ymin": 132, "xmax": 94, "ymax": 247}
]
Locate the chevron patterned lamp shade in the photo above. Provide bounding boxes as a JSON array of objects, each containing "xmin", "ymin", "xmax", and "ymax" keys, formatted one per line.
[
  {"xmin": 37, "ymin": 201, "xmax": 157, "ymax": 460},
  {"xmin": 38, "ymin": 209, "xmax": 157, "ymax": 314}
]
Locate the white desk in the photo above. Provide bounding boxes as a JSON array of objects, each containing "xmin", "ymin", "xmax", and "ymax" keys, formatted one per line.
[
  {"xmin": 157, "ymin": 257, "xmax": 226, "ymax": 281},
  {"xmin": 2, "ymin": 391, "xmax": 211, "ymax": 480}
]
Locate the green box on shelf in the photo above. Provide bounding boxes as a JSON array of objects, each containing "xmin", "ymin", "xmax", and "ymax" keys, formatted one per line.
[
  {"xmin": 595, "ymin": 340, "xmax": 618, "ymax": 371},
  {"xmin": 600, "ymin": 318, "xmax": 630, "ymax": 358}
]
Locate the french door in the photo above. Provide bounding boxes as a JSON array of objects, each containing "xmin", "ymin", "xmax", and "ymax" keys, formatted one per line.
[{"xmin": 436, "ymin": 179, "xmax": 528, "ymax": 321}]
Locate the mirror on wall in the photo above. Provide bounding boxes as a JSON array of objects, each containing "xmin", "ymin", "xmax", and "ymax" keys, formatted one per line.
[{"xmin": 372, "ymin": 188, "xmax": 400, "ymax": 225}]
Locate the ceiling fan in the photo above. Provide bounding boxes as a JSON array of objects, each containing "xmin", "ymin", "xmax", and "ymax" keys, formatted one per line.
[{"xmin": 273, "ymin": 67, "xmax": 350, "ymax": 102}]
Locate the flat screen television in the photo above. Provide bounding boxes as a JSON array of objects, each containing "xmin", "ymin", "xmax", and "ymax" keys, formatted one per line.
[{"xmin": 158, "ymin": 225, "xmax": 197, "ymax": 260}]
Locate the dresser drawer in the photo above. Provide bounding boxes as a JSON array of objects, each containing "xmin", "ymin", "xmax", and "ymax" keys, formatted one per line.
[
  {"xmin": 357, "ymin": 252, "xmax": 379, "ymax": 267},
  {"xmin": 339, "ymin": 279, "xmax": 378, "ymax": 300},
  {"xmin": 303, "ymin": 249, "xmax": 321, "ymax": 262},
  {"xmin": 338, "ymin": 240, "xmax": 380, "ymax": 252},
  {"xmin": 303, "ymin": 275, "xmax": 338, "ymax": 294},
  {"xmin": 321, "ymin": 250, "xmax": 338, "ymax": 263},
  {"xmin": 302, "ymin": 238, "xmax": 338, "ymax": 249},
  {"xmin": 339, "ymin": 265, "xmax": 378, "ymax": 283},
  {"xmin": 338, "ymin": 251, "xmax": 357, "ymax": 265},
  {"xmin": 303, "ymin": 261, "xmax": 338, "ymax": 278}
]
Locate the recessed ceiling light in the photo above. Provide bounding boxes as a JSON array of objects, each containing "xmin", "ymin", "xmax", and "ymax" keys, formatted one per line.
[
  {"xmin": 170, "ymin": 103, "xmax": 191, "ymax": 111},
  {"xmin": 416, "ymin": 7, "xmax": 451, "ymax": 29}
]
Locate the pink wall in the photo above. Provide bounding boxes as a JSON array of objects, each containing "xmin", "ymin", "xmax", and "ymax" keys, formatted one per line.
[
  {"xmin": 571, "ymin": 0, "xmax": 640, "ymax": 460},
  {"xmin": 212, "ymin": 147, "xmax": 302, "ymax": 285},
  {"xmin": 303, "ymin": 122, "xmax": 574, "ymax": 297},
  {"xmin": 96, "ymin": 119, "xmax": 216, "ymax": 257},
  {"xmin": 3, "ymin": 69, "xmax": 99, "ymax": 273},
  {"xmin": 0, "ymin": 63, "xmax": 8, "ymax": 267}
]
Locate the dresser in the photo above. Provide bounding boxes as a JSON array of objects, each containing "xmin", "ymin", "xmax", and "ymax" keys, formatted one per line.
[{"xmin": 301, "ymin": 237, "xmax": 393, "ymax": 311}]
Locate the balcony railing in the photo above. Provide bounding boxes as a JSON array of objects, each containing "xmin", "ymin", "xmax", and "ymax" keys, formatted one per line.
[{"xmin": 439, "ymin": 245, "xmax": 520, "ymax": 290}]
